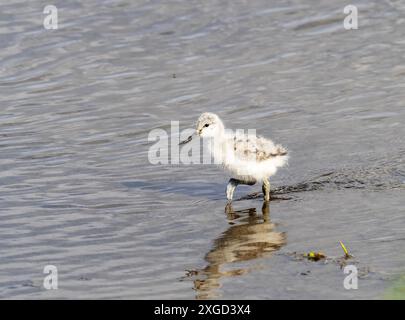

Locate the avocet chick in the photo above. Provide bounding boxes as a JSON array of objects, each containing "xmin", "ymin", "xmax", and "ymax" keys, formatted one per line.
[{"xmin": 179, "ymin": 113, "xmax": 288, "ymax": 202}]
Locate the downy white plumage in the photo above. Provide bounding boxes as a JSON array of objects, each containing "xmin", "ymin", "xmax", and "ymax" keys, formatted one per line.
[{"xmin": 179, "ymin": 112, "xmax": 288, "ymax": 202}]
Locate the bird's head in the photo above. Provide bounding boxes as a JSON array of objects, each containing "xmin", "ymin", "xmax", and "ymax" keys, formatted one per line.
[
  {"xmin": 196, "ymin": 112, "xmax": 224, "ymax": 138},
  {"xmin": 179, "ymin": 113, "xmax": 224, "ymax": 145}
]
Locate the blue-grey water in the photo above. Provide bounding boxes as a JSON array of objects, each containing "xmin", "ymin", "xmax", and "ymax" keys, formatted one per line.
[{"xmin": 0, "ymin": 0, "xmax": 404, "ymax": 299}]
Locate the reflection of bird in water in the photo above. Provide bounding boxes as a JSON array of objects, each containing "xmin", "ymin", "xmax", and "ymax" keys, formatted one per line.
[
  {"xmin": 179, "ymin": 113, "xmax": 288, "ymax": 202},
  {"xmin": 185, "ymin": 202, "xmax": 286, "ymax": 299}
]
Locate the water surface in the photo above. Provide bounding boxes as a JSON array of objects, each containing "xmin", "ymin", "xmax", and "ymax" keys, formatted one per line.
[{"xmin": 0, "ymin": 0, "xmax": 404, "ymax": 299}]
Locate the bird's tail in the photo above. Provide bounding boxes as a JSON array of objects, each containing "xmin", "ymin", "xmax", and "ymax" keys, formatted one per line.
[{"xmin": 271, "ymin": 145, "xmax": 289, "ymax": 168}]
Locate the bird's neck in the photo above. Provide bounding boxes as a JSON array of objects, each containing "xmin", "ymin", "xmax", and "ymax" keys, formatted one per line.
[{"xmin": 206, "ymin": 131, "xmax": 227, "ymax": 164}]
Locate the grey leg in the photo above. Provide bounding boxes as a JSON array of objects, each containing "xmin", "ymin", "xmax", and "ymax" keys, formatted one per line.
[
  {"xmin": 262, "ymin": 177, "xmax": 270, "ymax": 202},
  {"xmin": 226, "ymin": 178, "xmax": 239, "ymax": 202},
  {"xmin": 226, "ymin": 178, "xmax": 256, "ymax": 202}
]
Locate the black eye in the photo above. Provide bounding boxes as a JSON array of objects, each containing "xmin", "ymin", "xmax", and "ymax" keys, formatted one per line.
[{"xmin": 204, "ymin": 124, "xmax": 209, "ymax": 127}]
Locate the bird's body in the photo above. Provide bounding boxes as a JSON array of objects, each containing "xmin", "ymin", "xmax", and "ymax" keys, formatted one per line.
[
  {"xmin": 207, "ymin": 129, "xmax": 288, "ymax": 182},
  {"xmin": 180, "ymin": 112, "xmax": 288, "ymax": 202}
]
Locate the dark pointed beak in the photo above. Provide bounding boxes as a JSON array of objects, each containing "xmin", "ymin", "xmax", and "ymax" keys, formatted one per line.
[
  {"xmin": 179, "ymin": 131, "xmax": 200, "ymax": 145},
  {"xmin": 179, "ymin": 135, "xmax": 193, "ymax": 145}
]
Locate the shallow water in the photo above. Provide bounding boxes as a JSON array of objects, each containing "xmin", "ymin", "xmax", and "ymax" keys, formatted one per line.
[{"xmin": 0, "ymin": 0, "xmax": 404, "ymax": 299}]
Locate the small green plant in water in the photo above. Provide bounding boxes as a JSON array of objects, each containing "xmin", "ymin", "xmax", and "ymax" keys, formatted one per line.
[
  {"xmin": 305, "ymin": 251, "xmax": 326, "ymax": 261},
  {"xmin": 339, "ymin": 241, "xmax": 353, "ymax": 259}
]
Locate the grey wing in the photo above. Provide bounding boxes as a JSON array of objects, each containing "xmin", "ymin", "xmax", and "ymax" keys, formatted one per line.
[{"xmin": 230, "ymin": 134, "xmax": 287, "ymax": 162}]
